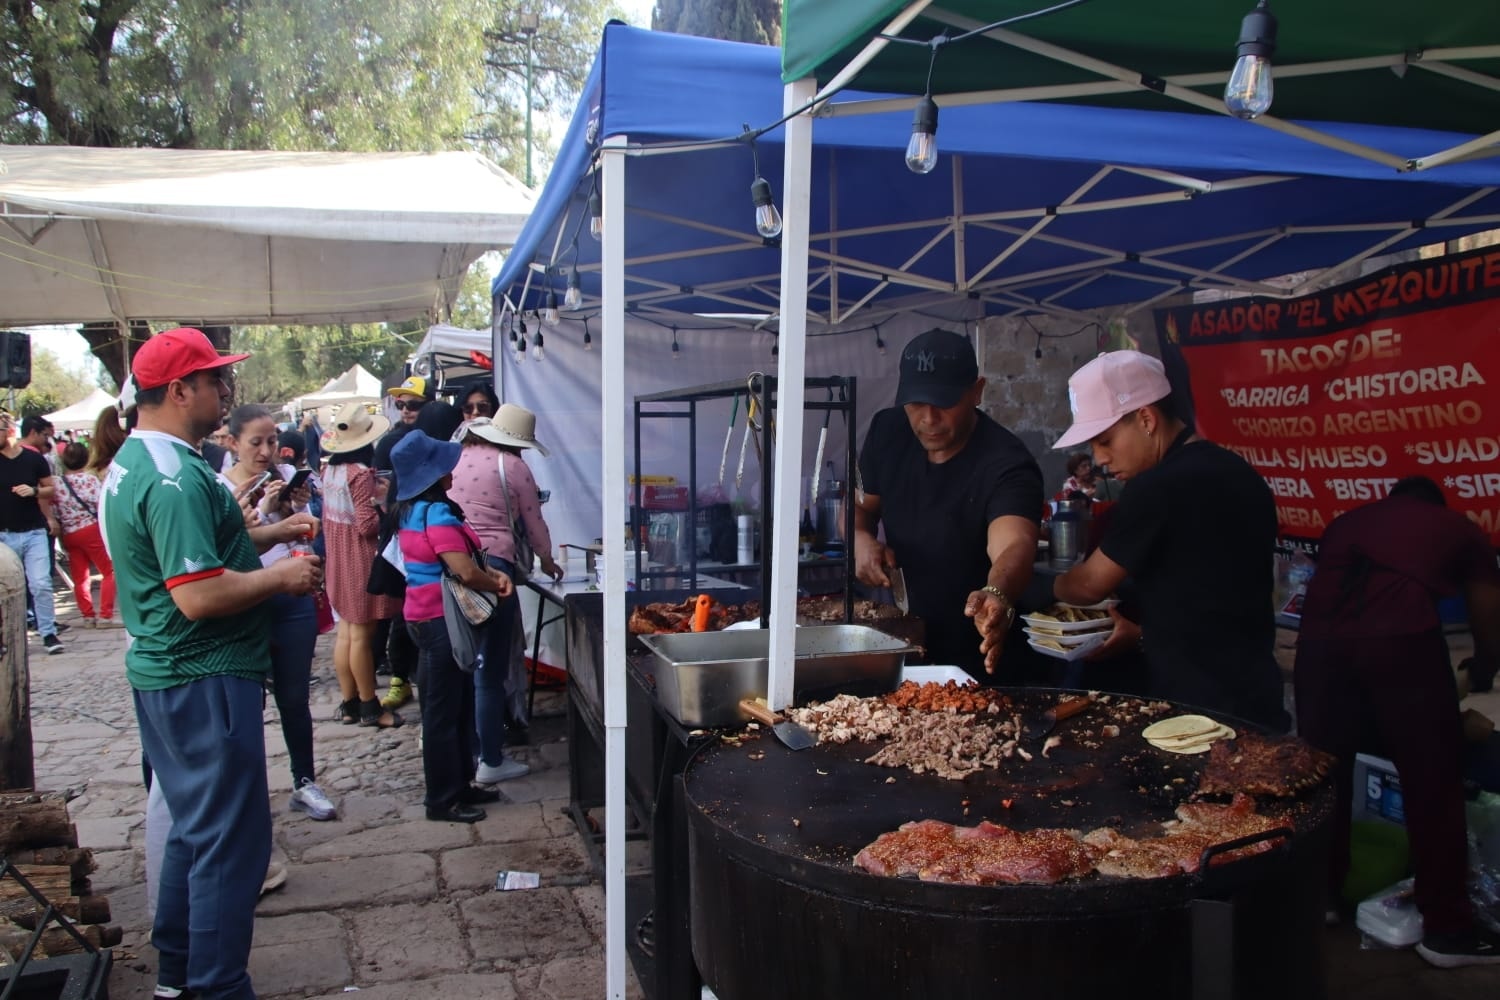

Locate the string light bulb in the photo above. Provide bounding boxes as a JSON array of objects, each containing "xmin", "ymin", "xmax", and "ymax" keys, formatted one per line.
[
  {"xmin": 564, "ymin": 267, "xmax": 583, "ymax": 311},
  {"xmin": 583, "ymin": 327, "xmax": 593, "ymax": 351},
  {"xmin": 542, "ymin": 289, "xmax": 560, "ymax": 326},
  {"xmin": 532, "ymin": 329, "xmax": 546, "ymax": 362},
  {"xmin": 745, "ymin": 128, "xmax": 783, "ymax": 239},
  {"xmin": 671, "ymin": 329, "xmax": 681, "ymax": 360},
  {"xmin": 588, "ymin": 190, "xmax": 603, "ymax": 241},
  {"xmin": 1224, "ymin": 1, "xmax": 1277, "ymax": 119},
  {"xmin": 515, "ymin": 316, "xmax": 528, "ymax": 364},
  {"xmin": 906, "ymin": 96, "xmax": 939, "ymax": 174},
  {"xmin": 875, "ymin": 330, "xmax": 887, "ymax": 357}
]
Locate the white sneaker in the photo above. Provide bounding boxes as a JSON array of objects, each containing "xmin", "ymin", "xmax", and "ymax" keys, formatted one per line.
[
  {"xmin": 475, "ymin": 758, "xmax": 530, "ymax": 783},
  {"xmin": 289, "ymin": 779, "xmax": 337, "ymax": 821}
]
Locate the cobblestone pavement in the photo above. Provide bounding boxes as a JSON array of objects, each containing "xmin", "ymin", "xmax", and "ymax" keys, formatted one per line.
[
  {"xmin": 26, "ymin": 588, "xmax": 642, "ymax": 1000},
  {"xmin": 21, "ymin": 590, "xmax": 1500, "ymax": 999}
]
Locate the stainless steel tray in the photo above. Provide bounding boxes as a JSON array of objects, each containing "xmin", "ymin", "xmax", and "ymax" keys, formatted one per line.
[{"xmin": 638, "ymin": 624, "xmax": 912, "ymax": 728}]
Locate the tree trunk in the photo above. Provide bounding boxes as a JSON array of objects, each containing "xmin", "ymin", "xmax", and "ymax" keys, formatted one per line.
[
  {"xmin": 79, "ymin": 320, "xmax": 149, "ymax": 390},
  {"xmin": 0, "ymin": 892, "xmax": 111, "ymax": 926},
  {"xmin": 0, "ymin": 865, "xmax": 72, "ymax": 903},
  {"xmin": 6, "ymin": 847, "xmax": 96, "ymax": 883}
]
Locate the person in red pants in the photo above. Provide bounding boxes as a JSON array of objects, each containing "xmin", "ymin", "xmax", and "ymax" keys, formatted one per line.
[
  {"xmin": 53, "ymin": 442, "xmax": 117, "ymax": 626},
  {"xmin": 1294, "ymin": 475, "xmax": 1500, "ymax": 968}
]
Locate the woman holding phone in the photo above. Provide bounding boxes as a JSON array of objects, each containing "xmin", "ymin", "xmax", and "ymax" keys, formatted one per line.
[{"xmin": 220, "ymin": 403, "xmax": 337, "ymax": 821}]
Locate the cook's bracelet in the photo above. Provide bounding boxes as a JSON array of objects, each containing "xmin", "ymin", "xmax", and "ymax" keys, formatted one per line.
[{"xmin": 980, "ymin": 585, "xmax": 1017, "ymax": 627}]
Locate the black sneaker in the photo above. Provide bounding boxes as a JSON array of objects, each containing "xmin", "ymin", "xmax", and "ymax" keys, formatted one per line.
[
  {"xmin": 53, "ymin": 620, "xmax": 70, "ymax": 634},
  {"xmin": 1416, "ymin": 925, "xmax": 1500, "ymax": 968},
  {"xmin": 43, "ymin": 633, "xmax": 63, "ymax": 655}
]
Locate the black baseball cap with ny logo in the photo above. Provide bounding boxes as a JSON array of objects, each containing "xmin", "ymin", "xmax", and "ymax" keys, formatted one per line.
[{"xmin": 894, "ymin": 328, "xmax": 980, "ymax": 408}]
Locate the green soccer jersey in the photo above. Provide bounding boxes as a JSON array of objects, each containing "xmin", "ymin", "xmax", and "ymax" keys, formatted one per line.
[{"xmin": 100, "ymin": 430, "xmax": 271, "ymax": 691}]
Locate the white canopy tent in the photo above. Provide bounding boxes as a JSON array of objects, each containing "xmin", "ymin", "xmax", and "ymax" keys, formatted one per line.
[
  {"xmin": 0, "ymin": 146, "xmax": 535, "ymax": 327},
  {"xmin": 42, "ymin": 388, "xmax": 117, "ymax": 433},
  {"xmin": 294, "ymin": 363, "xmax": 384, "ymax": 410}
]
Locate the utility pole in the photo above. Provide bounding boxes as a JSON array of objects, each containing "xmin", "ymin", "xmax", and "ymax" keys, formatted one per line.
[{"xmin": 518, "ymin": 11, "xmax": 540, "ymax": 188}]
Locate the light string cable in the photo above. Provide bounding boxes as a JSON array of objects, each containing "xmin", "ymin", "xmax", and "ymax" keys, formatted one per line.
[{"xmin": 604, "ymin": 0, "xmax": 1098, "ymax": 157}]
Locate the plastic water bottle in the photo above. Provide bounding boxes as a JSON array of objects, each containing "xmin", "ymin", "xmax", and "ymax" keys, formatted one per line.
[{"xmin": 289, "ymin": 526, "xmax": 316, "ymax": 558}]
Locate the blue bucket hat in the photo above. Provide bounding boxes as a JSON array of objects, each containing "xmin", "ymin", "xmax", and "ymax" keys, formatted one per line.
[{"xmin": 391, "ymin": 430, "xmax": 462, "ymax": 501}]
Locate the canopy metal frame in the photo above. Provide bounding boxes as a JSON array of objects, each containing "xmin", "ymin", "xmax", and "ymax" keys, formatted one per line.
[{"xmin": 812, "ymin": 4, "xmax": 1500, "ymax": 175}]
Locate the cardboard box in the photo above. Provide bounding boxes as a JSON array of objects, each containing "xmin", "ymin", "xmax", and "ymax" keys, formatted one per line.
[{"xmin": 1354, "ymin": 753, "xmax": 1405, "ymax": 826}]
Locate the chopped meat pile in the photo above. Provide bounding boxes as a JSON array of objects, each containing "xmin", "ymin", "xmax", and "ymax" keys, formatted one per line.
[
  {"xmin": 855, "ymin": 793, "xmax": 1289, "ymax": 885},
  {"xmin": 786, "ymin": 684, "xmax": 1024, "ymax": 780},
  {"xmin": 797, "ymin": 595, "xmax": 908, "ymax": 622},
  {"xmin": 855, "ymin": 820, "xmax": 1102, "ymax": 885},
  {"xmin": 882, "ymin": 679, "xmax": 1011, "ymax": 715},
  {"xmin": 627, "ymin": 598, "xmax": 753, "ymax": 635},
  {"xmin": 1196, "ymin": 732, "xmax": 1335, "ymax": 797}
]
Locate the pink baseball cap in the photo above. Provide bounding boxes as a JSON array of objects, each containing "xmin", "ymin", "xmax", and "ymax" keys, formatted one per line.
[{"xmin": 1052, "ymin": 351, "xmax": 1171, "ymax": 450}]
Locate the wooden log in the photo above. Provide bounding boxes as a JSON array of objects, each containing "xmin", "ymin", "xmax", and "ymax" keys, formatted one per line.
[
  {"xmin": 0, "ymin": 922, "xmax": 121, "ymax": 959},
  {"xmin": 0, "ymin": 892, "xmax": 110, "ymax": 926},
  {"xmin": 6, "ymin": 847, "xmax": 95, "ymax": 882},
  {"xmin": 0, "ymin": 864, "xmax": 73, "ymax": 902},
  {"xmin": 0, "ymin": 799, "xmax": 74, "ymax": 853}
]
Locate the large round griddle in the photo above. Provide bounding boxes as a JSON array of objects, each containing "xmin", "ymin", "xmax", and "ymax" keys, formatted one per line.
[{"xmin": 684, "ymin": 687, "xmax": 1334, "ymax": 914}]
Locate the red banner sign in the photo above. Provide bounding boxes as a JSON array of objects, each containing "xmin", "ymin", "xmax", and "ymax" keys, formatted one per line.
[{"xmin": 1157, "ymin": 244, "xmax": 1500, "ymax": 547}]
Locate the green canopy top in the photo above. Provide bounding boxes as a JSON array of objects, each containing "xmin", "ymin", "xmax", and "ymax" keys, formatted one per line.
[{"xmin": 782, "ymin": 0, "xmax": 1500, "ymax": 136}]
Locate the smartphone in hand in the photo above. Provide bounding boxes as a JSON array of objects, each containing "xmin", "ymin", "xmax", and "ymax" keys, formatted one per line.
[{"xmin": 286, "ymin": 468, "xmax": 313, "ymax": 491}]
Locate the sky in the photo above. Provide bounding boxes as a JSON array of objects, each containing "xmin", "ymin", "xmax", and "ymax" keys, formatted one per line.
[{"xmin": 29, "ymin": 1, "xmax": 661, "ymax": 384}]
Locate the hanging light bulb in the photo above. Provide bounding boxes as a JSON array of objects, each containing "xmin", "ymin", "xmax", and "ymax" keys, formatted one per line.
[
  {"xmin": 671, "ymin": 330, "xmax": 681, "ymax": 361},
  {"xmin": 532, "ymin": 329, "xmax": 546, "ymax": 362},
  {"xmin": 906, "ymin": 95, "xmax": 939, "ymax": 174},
  {"xmin": 588, "ymin": 190, "xmax": 603, "ymax": 241},
  {"xmin": 564, "ymin": 267, "xmax": 583, "ymax": 311},
  {"xmin": 875, "ymin": 331, "xmax": 887, "ymax": 357},
  {"xmin": 542, "ymin": 289, "xmax": 560, "ymax": 326},
  {"xmin": 750, "ymin": 177, "xmax": 782, "ymax": 239},
  {"xmin": 515, "ymin": 316, "xmax": 528, "ymax": 364},
  {"xmin": 583, "ymin": 328, "xmax": 593, "ymax": 351},
  {"xmin": 1224, "ymin": 0, "xmax": 1277, "ymax": 119}
]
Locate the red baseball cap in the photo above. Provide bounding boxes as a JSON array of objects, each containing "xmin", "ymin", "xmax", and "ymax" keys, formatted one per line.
[{"xmin": 132, "ymin": 328, "xmax": 251, "ymax": 391}]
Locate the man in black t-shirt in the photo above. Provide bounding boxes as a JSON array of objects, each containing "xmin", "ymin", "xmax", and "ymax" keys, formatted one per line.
[
  {"xmin": 855, "ymin": 329, "xmax": 1042, "ymax": 678},
  {"xmin": 1051, "ymin": 351, "xmax": 1285, "ymax": 729},
  {"xmin": 0, "ymin": 413, "xmax": 63, "ymax": 652}
]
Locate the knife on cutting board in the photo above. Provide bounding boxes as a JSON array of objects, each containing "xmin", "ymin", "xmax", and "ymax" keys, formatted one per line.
[{"xmin": 889, "ymin": 567, "xmax": 909, "ymax": 615}]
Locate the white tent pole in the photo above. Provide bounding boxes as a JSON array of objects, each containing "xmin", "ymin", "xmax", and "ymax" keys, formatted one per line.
[
  {"xmin": 1409, "ymin": 128, "xmax": 1500, "ymax": 172},
  {"xmin": 768, "ymin": 77, "xmax": 818, "ymax": 711},
  {"xmin": 600, "ymin": 132, "xmax": 628, "ymax": 1000}
]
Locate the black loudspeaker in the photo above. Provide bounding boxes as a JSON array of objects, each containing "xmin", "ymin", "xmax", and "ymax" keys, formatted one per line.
[{"xmin": 0, "ymin": 331, "xmax": 31, "ymax": 389}]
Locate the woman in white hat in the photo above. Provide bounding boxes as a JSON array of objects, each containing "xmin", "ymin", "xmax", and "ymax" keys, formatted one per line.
[
  {"xmin": 447, "ymin": 403, "xmax": 561, "ymax": 780},
  {"xmin": 320, "ymin": 402, "xmax": 404, "ymax": 728}
]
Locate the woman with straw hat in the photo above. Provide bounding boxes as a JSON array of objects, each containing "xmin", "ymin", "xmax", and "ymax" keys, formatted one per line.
[
  {"xmin": 448, "ymin": 403, "xmax": 560, "ymax": 781},
  {"xmin": 391, "ymin": 430, "xmax": 515, "ymax": 822},
  {"xmin": 321, "ymin": 402, "xmax": 404, "ymax": 728}
]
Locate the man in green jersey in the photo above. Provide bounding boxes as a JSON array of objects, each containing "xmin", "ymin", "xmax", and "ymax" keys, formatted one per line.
[{"xmin": 101, "ymin": 328, "xmax": 322, "ymax": 1000}]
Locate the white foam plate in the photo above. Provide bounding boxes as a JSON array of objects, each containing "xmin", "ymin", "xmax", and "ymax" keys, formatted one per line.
[
  {"xmin": 900, "ymin": 665, "xmax": 976, "ymax": 686},
  {"xmin": 1023, "ymin": 626, "xmax": 1106, "ymax": 646},
  {"xmin": 1027, "ymin": 633, "xmax": 1108, "ymax": 661},
  {"xmin": 1060, "ymin": 598, "xmax": 1119, "ymax": 612},
  {"xmin": 1019, "ymin": 612, "xmax": 1114, "ymax": 634}
]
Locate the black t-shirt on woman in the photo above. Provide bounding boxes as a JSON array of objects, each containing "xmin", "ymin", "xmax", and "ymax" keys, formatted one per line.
[
  {"xmin": 0, "ymin": 448, "xmax": 51, "ymax": 533},
  {"xmin": 1099, "ymin": 438, "xmax": 1287, "ymax": 729},
  {"xmin": 859, "ymin": 407, "xmax": 1042, "ymax": 676}
]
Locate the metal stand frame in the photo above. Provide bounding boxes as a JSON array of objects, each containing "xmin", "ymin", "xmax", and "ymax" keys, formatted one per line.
[{"xmin": 0, "ymin": 858, "xmax": 111, "ymax": 1000}]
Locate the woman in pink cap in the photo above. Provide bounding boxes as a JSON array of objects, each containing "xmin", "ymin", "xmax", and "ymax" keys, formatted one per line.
[{"xmin": 1048, "ymin": 350, "xmax": 1286, "ymax": 730}]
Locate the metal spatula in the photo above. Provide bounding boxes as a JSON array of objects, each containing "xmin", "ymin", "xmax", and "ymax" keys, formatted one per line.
[{"xmin": 739, "ymin": 698, "xmax": 816, "ymax": 751}]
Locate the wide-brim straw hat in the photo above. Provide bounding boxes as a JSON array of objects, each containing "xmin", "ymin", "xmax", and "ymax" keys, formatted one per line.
[
  {"xmin": 320, "ymin": 402, "xmax": 390, "ymax": 454},
  {"xmin": 463, "ymin": 404, "xmax": 549, "ymax": 456},
  {"xmin": 392, "ymin": 430, "xmax": 462, "ymax": 501}
]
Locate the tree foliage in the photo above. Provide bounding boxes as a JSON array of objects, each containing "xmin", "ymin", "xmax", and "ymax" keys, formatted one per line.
[
  {"xmin": 654, "ymin": 0, "xmax": 781, "ymax": 45},
  {"xmin": 1, "ymin": 1, "xmax": 616, "ymax": 386},
  {"xmin": 6, "ymin": 347, "xmax": 96, "ymax": 419}
]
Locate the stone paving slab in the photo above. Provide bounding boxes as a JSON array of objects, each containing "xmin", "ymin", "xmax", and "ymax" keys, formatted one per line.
[
  {"xmin": 459, "ymin": 887, "xmax": 596, "ymax": 963},
  {"xmin": 299, "ymin": 817, "xmax": 474, "ymax": 862},
  {"xmin": 248, "ymin": 911, "xmax": 351, "ymax": 996},
  {"xmin": 441, "ymin": 837, "xmax": 593, "ymax": 891},
  {"xmin": 255, "ymin": 853, "xmax": 438, "ymax": 916},
  {"xmin": 346, "ymin": 900, "xmax": 472, "ymax": 983},
  {"xmin": 309, "ymin": 972, "xmax": 521, "ymax": 999}
]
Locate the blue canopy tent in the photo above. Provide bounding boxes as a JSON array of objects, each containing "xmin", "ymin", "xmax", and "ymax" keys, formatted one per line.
[{"xmin": 491, "ymin": 26, "xmax": 1500, "ymax": 997}]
